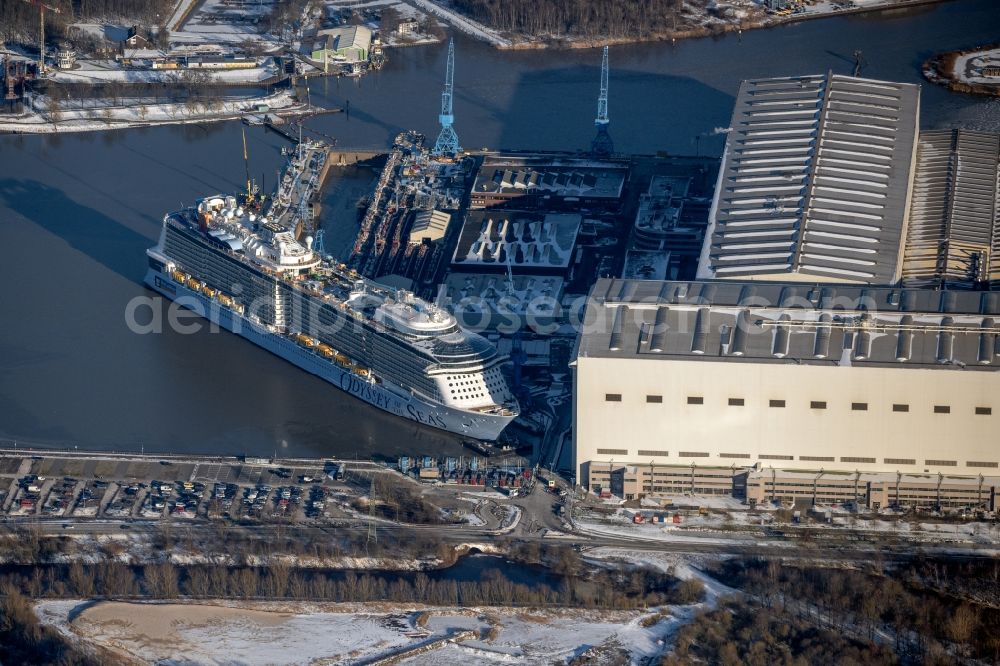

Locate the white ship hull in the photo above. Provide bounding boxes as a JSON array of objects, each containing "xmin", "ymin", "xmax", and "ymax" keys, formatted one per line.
[{"xmin": 144, "ymin": 268, "xmax": 516, "ymax": 440}]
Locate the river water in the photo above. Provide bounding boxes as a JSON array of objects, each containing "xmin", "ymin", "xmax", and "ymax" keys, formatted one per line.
[{"xmin": 0, "ymin": 0, "xmax": 997, "ymax": 458}]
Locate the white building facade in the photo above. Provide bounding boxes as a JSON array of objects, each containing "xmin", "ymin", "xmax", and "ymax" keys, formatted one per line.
[{"xmin": 572, "ymin": 279, "xmax": 1000, "ymax": 490}]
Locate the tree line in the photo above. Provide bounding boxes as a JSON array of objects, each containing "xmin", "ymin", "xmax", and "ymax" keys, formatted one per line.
[
  {"xmin": 715, "ymin": 558, "xmax": 1000, "ymax": 663},
  {"xmin": 0, "ymin": 0, "xmax": 173, "ymax": 48},
  {"xmin": 1, "ymin": 523, "xmax": 457, "ymax": 568},
  {"xmin": 0, "ymin": 557, "xmax": 696, "ymax": 610},
  {"xmin": 662, "ymin": 596, "xmax": 898, "ymax": 666},
  {"xmin": 452, "ymin": 0, "xmax": 685, "ymax": 38},
  {"xmin": 0, "ymin": 527, "xmax": 704, "ymax": 609},
  {"xmin": 0, "ymin": 590, "xmax": 123, "ymax": 666}
]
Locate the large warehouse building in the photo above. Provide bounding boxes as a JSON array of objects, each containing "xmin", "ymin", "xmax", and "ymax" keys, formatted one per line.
[
  {"xmin": 901, "ymin": 129, "xmax": 1000, "ymax": 288},
  {"xmin": 575, "ymin": 279, "xmax": 1000, "ymax": 485},
  {"xmin": 570, "ymin": 72, "xmax": 1000, "ymax": 505},
  {"xmin": 572, "ymin": 278, "xmax": 1000, "ymax": 497},
  {"xmin": 697, "ymin": 73, "xmax": 920, "ymax": 284}
]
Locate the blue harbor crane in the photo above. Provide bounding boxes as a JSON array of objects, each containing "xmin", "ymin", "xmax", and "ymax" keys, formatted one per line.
[
  {"xmin": 591, "ymin": 46, "xmax": 614, "ymax": 156},
  {"xmin": 432, "ymin": 39, "xmax": 461, "ymax": 157}
]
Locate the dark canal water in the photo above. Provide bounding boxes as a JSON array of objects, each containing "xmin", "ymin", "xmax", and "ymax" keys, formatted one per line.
[{"xmin": 0, "ymin": 0, "xmax": 997, "ymax": 457}]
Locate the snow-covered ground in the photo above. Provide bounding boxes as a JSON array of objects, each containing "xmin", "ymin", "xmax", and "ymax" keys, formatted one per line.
[
  {"xmin": 48, "ymin": 59, "xmax": 280, "ymax": 85},
  {"xmin": 37, "ymin": 600, "xmax": 691, "ymax": 665},
  {"xmin": 400, "ymin": 0, "xmax": 944, "ymax": 50},
  {"xmin": 576, "ymin": 504, "xmax": 1000, "ymax": 548},
  {"xmin": 40, "ymin": 600, "xmax": 413, "ymax": 665},
  {"xmin": 168, "ymin": 0, "xmax": 200, "ymax": 31},
  {"xmin": 0, "ymin": 90, "xmax": 301, "ymax": 135},
  {"xmin": 404, "ymin": 0, "xmax": 510, "ymax": 48},
  {"xmin": 587, "ymin": 547, "xmax": 737, "ymax": 606},
  {"xmin": 321, "ymin": 0, "xmax": 442, "ymax": 47},
  {"xmin": 408, "ymin": 609, "xmax": 678, "ymax": 664},
  {"xmin": 576, "ymin": 515, "xmax": 771, "ymax": 546},
  {"xmin": 953, "ymin": 48, "xmax": 1000, "ymax": 86},
  {"xmin": 170, "ymin": 0, "xmax": 281, "ymax": 49}
]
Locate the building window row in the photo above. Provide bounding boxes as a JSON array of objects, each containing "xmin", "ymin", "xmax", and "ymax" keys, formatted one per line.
[
  {"xmin": 602, "ymin": 394, "xmax": 994, "ymax": 415},
  {"xmin": 588, "ymin": 453, "xmax": 998, "ymax": 468}
]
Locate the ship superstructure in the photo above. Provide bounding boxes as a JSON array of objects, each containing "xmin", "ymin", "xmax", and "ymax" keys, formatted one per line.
[{"xmin": 145, "ymin": 167, "xmax": 518, "ymax": 439}]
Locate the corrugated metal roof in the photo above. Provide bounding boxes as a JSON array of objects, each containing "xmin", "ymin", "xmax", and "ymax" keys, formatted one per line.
[
  {"xmin": 316, "ymin": 25, "xmax": 372, "ymax": 53},
  {"xmin": 699, "ymin": 73, "xmax": 920, "ymax": 284},
  {"xmin": 575, "ymin": 278, "xmax": 1000, "ymax": 370},
  {"xmin": 902, "ymin": 129, "xmax": 1000, "ymax": 288}
]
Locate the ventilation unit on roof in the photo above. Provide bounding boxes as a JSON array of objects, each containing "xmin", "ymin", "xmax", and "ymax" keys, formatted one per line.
[
  {"xmin": 854, "ymin": 329, "xmax": 871, "ymax": 360},
  {"xmin": 691, "ymin": 308, "xmax": 709, "ymax": 354},
  {"xmin": 977, "ymin": 319, "xmax": 994, "ymax": 365},
  {"xmin": 719, "ymin": 324, "xmax": 733, "ymax": 355},
  {"xmin": 649, "ymin": 307, "xmax": 670, "ymax": 353},
  {"xmin": 608, "ymin": 306, "xmax": 626, "ymax": 351},
  {"xmin": 936, "ymin": 317, "xmax": 955, "ymax": 363},
  {"xmin": 814, "ymin": 314, "xmax": 832, "ymax": 359},
  {"xmin": 730, "ymin": 310, "xmax": 749, "ymax": 356},
  {"xmin": 896, "ymin": 316, "xmax": 914, "ymax": 362},
  {"xmin": 772, "ymin": 315, "xmax": 790, "ymax": 358}
]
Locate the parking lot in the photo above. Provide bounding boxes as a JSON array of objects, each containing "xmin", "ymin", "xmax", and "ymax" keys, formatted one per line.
[{"xmin": 0, "ymin": 452, "xmax": 356, "ymax": 524}]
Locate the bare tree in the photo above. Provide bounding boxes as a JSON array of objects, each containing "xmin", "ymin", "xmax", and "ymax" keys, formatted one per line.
[
  {"xmin": 144, "ymin": 563, "xmax": 179, "ymax": 598},
  {"xmin": 947, "ymin": 604, "xmax": 978, "ymax": 651},
  {"xmin": 185, "ymin": 567, "xmax": 212, "ymax": 597},
  {"xmin": 69, "ymin": 561, "xmax": 94, "ymax": 597}
]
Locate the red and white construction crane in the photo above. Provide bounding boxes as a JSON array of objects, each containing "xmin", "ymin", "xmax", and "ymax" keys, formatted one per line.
[{"xmin": 20, "ymin": 0, "xmax": 62, "ymax": 75}]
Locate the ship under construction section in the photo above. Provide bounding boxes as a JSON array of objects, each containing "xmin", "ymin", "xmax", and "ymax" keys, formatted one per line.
[{"xmin": 332, "ymin": 42, "xmax": 718, "ymax": 312}]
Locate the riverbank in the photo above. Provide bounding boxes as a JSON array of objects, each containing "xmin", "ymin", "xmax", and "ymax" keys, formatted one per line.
[
  {"xmin": 425, "ymin": 0, "xmax": 951, "ymax": 50},
  {"xmin": 0, "ymin": 90, "xmax": 309, "ymax": 135},
  {"xmin": 37, "ymin": 599, "xmax": 688, "ymax": 665},
  {"xmin": 923, "ymin": 42, "xmax": 1000, "ymax": 97}
]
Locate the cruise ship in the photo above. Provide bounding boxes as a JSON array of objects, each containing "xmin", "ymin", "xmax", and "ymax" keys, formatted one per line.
[{"xmin": 144, "ymin": 193, "xmax": 519, "ymax": 440}]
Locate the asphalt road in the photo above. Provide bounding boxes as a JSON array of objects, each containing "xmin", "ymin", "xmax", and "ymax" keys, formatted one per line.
[{"xmin": 4, "ymin": 511, "xmax": 996, "ymax": 565}]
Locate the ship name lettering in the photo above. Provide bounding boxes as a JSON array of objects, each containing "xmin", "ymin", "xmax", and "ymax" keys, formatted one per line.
[
  {"xmin": 407, "ymin": 404, "xmax": 447, "ymax": 429},
  {"xmin": 340, "ymin": 373, "xmax": 404, "ymax": 416}
]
